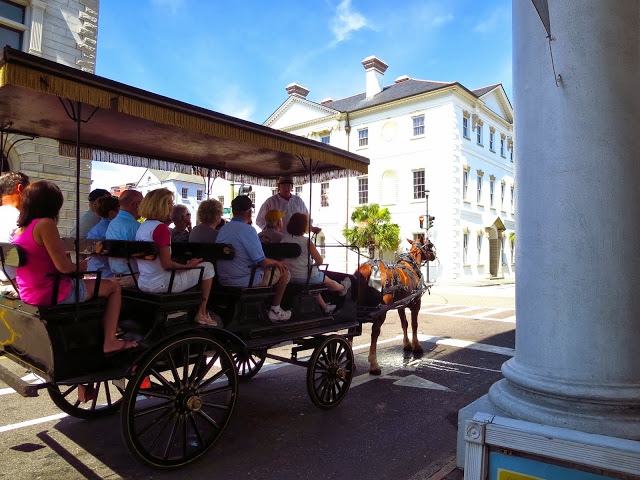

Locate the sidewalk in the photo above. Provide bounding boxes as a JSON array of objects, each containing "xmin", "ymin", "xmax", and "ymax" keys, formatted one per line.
[{"xmin": 432, "ymin": 277, "xmax": 515, "ymax": 288}]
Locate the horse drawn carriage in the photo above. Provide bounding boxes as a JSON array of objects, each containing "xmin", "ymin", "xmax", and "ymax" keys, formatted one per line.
[{"xmin": 0, "ymin": 47, "xmax": 434, "ymax": 469}]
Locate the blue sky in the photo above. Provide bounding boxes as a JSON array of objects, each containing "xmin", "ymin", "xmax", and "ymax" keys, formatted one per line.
[{"xmin": 91, "ymin": 0, "xmax": 512, "ymax": 189}]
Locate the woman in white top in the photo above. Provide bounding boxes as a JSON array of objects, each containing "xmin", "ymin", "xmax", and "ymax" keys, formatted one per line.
[
  {"xmin": 282, "ymin": 213, "xmax": 350, "ymax": 314},
  {"xmin": 135, "ymin": 188, "xmax": 216, "ymax": 326}
]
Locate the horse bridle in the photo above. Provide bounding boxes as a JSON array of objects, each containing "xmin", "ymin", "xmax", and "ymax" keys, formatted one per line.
[{"xmin": 410, "ymin": 240, "xmax": 434, "ymax": 266}]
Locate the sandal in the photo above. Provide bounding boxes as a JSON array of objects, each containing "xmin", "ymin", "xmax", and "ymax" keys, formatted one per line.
[
  {"xmin": 195, "ymin": 313, "xmax": 218, "ymax": 326},
  {"xmin": 104, "ymin": 339, "xmax": 139, "ymax": 357}
]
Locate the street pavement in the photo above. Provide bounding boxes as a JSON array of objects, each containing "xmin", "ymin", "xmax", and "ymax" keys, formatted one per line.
[{"xmin": 0, "ymin": 281, "xmax": 515, "ymax": 480}]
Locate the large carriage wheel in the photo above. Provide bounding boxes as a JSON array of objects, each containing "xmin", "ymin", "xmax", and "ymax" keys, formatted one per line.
[
  {"xmin": 306, "ymin": 335, "xmax": 354, "ymax": 410},
  {"xmin": 47, "ymin": 380, "xmax": 125, "ymax": 419},
  {"xmin": 231, "ymin": 348, "xmax": 266, "ymax": 380},
  {"xmin": 121, "ymin": 333, "xmax": 238, "ymax": 468}
]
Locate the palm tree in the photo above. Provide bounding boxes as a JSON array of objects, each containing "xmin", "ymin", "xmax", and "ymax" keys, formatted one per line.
[{"xmin": 343, "ymin": 204, "xmax": 400, "ymax": 259}]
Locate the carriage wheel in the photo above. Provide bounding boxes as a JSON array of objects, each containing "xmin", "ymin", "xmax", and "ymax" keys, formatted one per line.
[
  {"xmin": 306, "ymin": 336, "xmax": 354, "ymax": 410},
  {"xmin": 232, "ymin": 349, "xmax": 266, "ymax": 380},
  {"xmin": 121, "ymin": 333, "xmax": 237, "ymax": 468},
  {"xmin": 47, "ymin": 380, "xmax": 125, "ymax": 419}
]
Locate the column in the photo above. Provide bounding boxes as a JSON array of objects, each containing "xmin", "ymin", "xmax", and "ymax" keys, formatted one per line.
[
  {"xmin": 489, "ymin": 0, "xmax": 640, "ymax": 437},
  {"xmin": 28, "ymin": 0, "xmax": 47, "ymax": 57}
]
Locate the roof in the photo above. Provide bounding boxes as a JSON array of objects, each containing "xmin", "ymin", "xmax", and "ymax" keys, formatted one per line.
[
  {"xmin": 323, "ymin": 79, "xmax": 456, "ymax": 113},
  {"xmin": 144, "ymin": 169, "xmax": 205, "ymax": 185},
  {"xmin": 0, "ymin": 47, "xmax": 368, "ymax": 185},
  {"xmin": 471, "ymin": 84, "xmax": 501, "ymax": 98}
]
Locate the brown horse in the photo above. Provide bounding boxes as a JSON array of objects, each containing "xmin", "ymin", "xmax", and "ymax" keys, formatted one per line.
[{"xmin": 356, "ymin": 238, "xmax": 435, "ymax": 375}]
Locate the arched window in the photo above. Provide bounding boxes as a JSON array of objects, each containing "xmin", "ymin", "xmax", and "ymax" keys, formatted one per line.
[{"xmin": 381, "ymin": 170, "xmax": 397, "ymax": 205}]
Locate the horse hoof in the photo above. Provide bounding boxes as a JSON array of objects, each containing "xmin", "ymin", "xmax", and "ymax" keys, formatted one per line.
[
  {"xmin": 369, "ymin": 368, "xmax": 382, "ymax": 376},
  {"xmin": 403, "ymin": 344, "xmax": 412, "ymax": 352},
  {"xmin": 413, "ymin": 346, "xmax": 424, "ymax": 355}
]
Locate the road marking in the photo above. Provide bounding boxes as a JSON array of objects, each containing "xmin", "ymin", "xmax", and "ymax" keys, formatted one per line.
[
  {"xmin": 0, "ymin": 412, "xmax": 67, "ymax": 433},
  {"xmin": 420, "ymin": 303, "xmax": 516, "ymax": 323},
  {"xmin": 417, "ymin": 334, "xmax": 515, "ymax": 357},
  {"xmin": 392, "ymin": 375, "xmax": 452, "ymax": 391}
]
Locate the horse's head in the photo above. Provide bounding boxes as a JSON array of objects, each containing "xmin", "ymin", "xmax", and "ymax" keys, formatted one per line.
[{"xmin": 406, "ymin": 237, "xmax": 436, "ymax": 264}]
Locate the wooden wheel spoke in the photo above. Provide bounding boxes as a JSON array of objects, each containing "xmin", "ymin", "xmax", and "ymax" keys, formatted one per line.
[
  {"xmin": 199, "ymin": 367, "xmax": 230, "ymax": 390},
  {"xmin": 137, "ymin": 407, "xmax": 174, "ymax": 440},
  {"xmin": 188, "ymin": 413, "xmax": 205, "ymax": 447},
  {"xmin": 104, "ymin": 382, "xmax": 113, "ymax": 406},
  {"xmin": 199, "ymin": 385, "xmax": 233, "ymax": 398},
  {"xmin": 188, "ymin": 345, "xmax": 208, "ymax": 386},
  {"xmin": 163, "ymin": 413, "xmax": 181, "ymax": 460},
  {"xmin": 193, "ymin": 352, "xmax": 220, "ymax": 385},
  {"xmin": 182, "ymin": 344, "xmax": 190, "ymax": 387},
  {"xmin": 165, "ymin": 351, "xmax": 183, "ymax": 389},
  {"xmin": 60, "ymin": 384, "xmax": 79, "ymax": 399},
  {"xmin": 200, "ymin": 401, "xmax": 230, "ymax": 411},
  {"xmin": 150, "ymin": 368, "xmax": 177, "ymax": 392},
  {"xmin": 194, "ymin": 409, "xmax": 221, "ymax": 431},
  {"xmin": 90, "ymin": 382, "xmax": 101, "ymax": 410},
  {"xmin": 134, "ymin": 399, "xmax": 175, "ymax": 417},
  {"xmin": 148, "ymin": 411, "xmax": 176, "ymax": 454},
  {"xmin": 137, "ymin": 388, "xmax": 175, "ymax": 401}
]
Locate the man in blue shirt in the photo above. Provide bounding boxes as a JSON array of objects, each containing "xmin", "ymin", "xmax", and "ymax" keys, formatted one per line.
[
  {"xmin": 216, "ymin": 195, "xmax": 291, "ymax": 322},
  {"xmin": 105, "ymin": 189, "xmax": 143, "ymax": 276}
]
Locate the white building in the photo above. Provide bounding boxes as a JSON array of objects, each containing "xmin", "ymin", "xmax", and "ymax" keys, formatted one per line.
[
  {"xmin": 1, "ymin": 0, "xmax": 100, "ymax": 235},
  {"xmin": 263, "ymin": 56, "xmax": 515, "ymax": 281}
]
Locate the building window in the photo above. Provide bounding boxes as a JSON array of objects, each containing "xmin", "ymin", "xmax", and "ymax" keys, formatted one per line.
[
  {"xmin": 510, "ymin": 148, "xmax": 514, "ymax": 162},
  {"xmin": 0, "ymin": 1, "xmax": 25, "ymax": 50},
  {"xmin": 476, "ymin": 124, "xmax": 483, "ymax": 145},
  {"xmin": 320, "ymin": 135, "xmax": 330, "ymax": 144},
  {"xmin": 321, "ymin": 182, "xmax": 329, "ymax": 207},
  {"xmin": 181, "ymin": 187, "xmax": 188, "ymax": 199},
  {"xmin": 477, "ymin": 234, "xmax": 483, "ymax": 261},
  {"xmin": 511, "ymin": 185, "xmax": 515, "ymax": 212},
  {"xmin": 413, "ymin": 169, "xmax": 425, "ymax": 200},
  {"xmin": 500, "ymin": 138, "xmax": 505, "ymax": 156},
  {"xmin": 295, "ymin": 185, "xmax": 302, "ymax": 196},
  {"xmin": 358, "ymin": 128, "xmax": 368, "ymax": 147},
  {"xmin": 249, "ymin": 192, "xmax": 256, "ymax": 212},
  {"xmin": 413, "ymin": 115, "xmax": 425, "ymax": 136},
  {"xmin": 318, "ymin": 235, "xmax": 326, "ymax": 258},
  {"xmin": 463, "ymin": 232, "xmax": 469, "ymax": 264},
  {"xmin": 196, "ymin": 189, "xmax": 203, "ymax": 201},
  {"xmin": 477, "ymin": 175, "xmax": 483, "ymax": 203},
  {"xmin": 489, "ymin": 131, "xmax": 495, "ymax": 151},
  {"xmin": 358, "ymin": 177, "xmax": 368, "ymax": 205},
  {"xmin": 501, "ymin": 182, "xmax": 505, "ymax": 210},
  {"xmin": 489, "ymin": 178, "xmax": 495, "ymax": 207},
  {"xmin": 501, "ymin": 236, "xmax": 507, "ymax": 264},
  {"xmin": 218, "ymin": 195, "xmax": 224, "ymax": 205},
  {"xmin": 463, "ymin": 169, "xmax": 469, "ymax": 200},
  {"xmin": 462, "ymin": 117, "xmax": 469, "ymax": 138}
]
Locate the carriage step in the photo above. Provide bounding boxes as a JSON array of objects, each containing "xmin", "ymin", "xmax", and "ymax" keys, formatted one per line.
[{"xmin": 0, "ymin": 362, "xmax": 45, "ymax": 397}]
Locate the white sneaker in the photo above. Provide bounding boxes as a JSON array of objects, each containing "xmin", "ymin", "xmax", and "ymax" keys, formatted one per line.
[
  {"xmin": 324, "ymin": 304, "xmax": 337, "ymax": 314},
  {"xmin": 268, "ymin": 308, "xmax": 291, "ymax": 323},
  {"xmin": 339, "ymin": 277, "xmax": 351, "ymax": 296}
]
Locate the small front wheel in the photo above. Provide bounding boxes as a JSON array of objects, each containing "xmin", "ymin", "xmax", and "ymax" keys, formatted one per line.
[
  {"xmin": 306, "ymin": 336, "xmax": 354, "ymax": 409},
  {"xmin": 121, "ymin": 333, "xmax": 238, "ymax": 468},
  {"xmin": 232, "ymin": 349, "xmax": 266, "ymax": 380}
]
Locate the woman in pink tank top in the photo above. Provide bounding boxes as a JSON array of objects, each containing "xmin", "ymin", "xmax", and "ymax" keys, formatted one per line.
[{"xmin": 12, "ymin": 181, "xmax": 137, "ymax": 354}]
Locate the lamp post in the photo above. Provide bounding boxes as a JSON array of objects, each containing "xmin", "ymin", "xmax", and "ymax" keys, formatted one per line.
[{"xmin": 425, "ymin": 189, "xmax": 430, "ymax": 283}]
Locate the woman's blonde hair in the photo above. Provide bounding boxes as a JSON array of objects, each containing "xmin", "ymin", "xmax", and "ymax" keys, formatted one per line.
[
  {"xmin": 138, "ymin": 188, "xmax": 173, "ymax": 222},
  {"xmin": 197, "ymin": 199, "xmax": 223, "ymax": 224}
]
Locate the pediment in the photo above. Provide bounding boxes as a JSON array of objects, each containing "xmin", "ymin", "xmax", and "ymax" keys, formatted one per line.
[
  {"xmin": 477, "ymin": 86, "xmax": 513, "ymax": 124},
  {"xmin": 265, "ymin": 96, "xmax": 338, "ymax": 129}
]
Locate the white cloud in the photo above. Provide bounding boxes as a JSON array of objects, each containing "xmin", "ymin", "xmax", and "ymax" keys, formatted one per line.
[
  {"xmin": 150, "ymin": 0, "xmax": 186, "ymax": 15},
  {"xmin": 330, "ymin": 0, "xmax": 368, "ymax": 44},
  {"xmin": 210, "ymin": 86, "xmax": 256, "ymax": 122},
  {"xmin": 431, "ymin": 13, "xmax": 453, "ymax": 27},
  {"xmin": 473, "ymin": 6, "xmax": 508, "ymax": 34},
  {"xmin": 91, "ymin": 162, "xmax": 146, "ymax": 191}
]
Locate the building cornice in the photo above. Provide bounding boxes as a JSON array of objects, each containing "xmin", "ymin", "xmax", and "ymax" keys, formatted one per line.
[{"xmin": 278, "ymin": 84, "xmax": 513, "ymax": 133}]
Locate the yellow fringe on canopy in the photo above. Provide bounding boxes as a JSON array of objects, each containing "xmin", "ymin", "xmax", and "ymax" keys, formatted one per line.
[
  {"xmin": 118, "ymin": 97, "xmax": 368, "ymax": 174},
  {"xmin": 0, "ymin": 63, "xmax": 113, "ymax": 109}
]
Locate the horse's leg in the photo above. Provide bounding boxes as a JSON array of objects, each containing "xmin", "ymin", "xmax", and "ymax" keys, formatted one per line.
[
  {"xmin": 398, "ymin": 307, "xmax": 411, "ymax": 351},
  {"xmin": 410, "ymin": 298, "xmax": 423, "ymax": 354},
  {"xmin": 368, "ymin": 313, "xmax": 386, "ymax": 375}
]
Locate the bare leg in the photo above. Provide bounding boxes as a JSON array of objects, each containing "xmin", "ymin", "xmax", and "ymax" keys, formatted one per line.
[
  {"xmin": 197, "ymin": 277, "xmax": 212, "ymax": 317},
  {"xmin": 316, "ymin": 293, "xmax": 327, "ymax": 309},
  {"xmin": 272, "ymin": 271, "xmax": 288, "ymax": 306},
  {"xmin": 368, "ymin": 313, "xmax": 386, "ymax": 375},
  {"xmin": 324, "ymin": 276, "xmax": 344, "ymax": 292},
  {"xmin": 84, "ymin": 279, "xmax": 137, "ymax": 353}
]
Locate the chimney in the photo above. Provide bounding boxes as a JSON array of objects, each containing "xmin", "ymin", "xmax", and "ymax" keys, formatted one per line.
[
  {"xmin": 362, "ymin": 56, "xmax": 388, "ymax": 99},
  {"xmin": 285, "ymin": 83, "xmax": 310, "ymax": 98}
]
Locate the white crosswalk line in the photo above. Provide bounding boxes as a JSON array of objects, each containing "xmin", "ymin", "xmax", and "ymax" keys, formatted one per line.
[{"xmin": 420, "ymin": 303, "xmax": 516, "ymax": 323}]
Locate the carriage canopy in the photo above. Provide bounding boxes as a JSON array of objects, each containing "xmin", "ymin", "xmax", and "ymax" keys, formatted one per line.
[{"xmin": 0, "ymin": 47, "xmax": 368, "ymax": 185}]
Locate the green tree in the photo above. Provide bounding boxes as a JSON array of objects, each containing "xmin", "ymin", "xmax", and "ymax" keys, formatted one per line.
[{"xmin": 343, "ymin": 204, "xmax": 400, "ymax": 259}]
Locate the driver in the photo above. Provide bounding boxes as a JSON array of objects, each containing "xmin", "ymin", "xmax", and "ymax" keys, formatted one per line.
[{"xmin": 256, "ymin": 176, "xmax": 321, "ymax": 234}]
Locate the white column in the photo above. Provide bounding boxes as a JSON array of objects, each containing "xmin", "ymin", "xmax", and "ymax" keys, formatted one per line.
[
  {"xmin": 488, "ymin": 0, "xmax": 640, "ymax": 438},
  {"xmin": 28, "ymin": 0, "xmax": 47, "ymax": 57}
]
